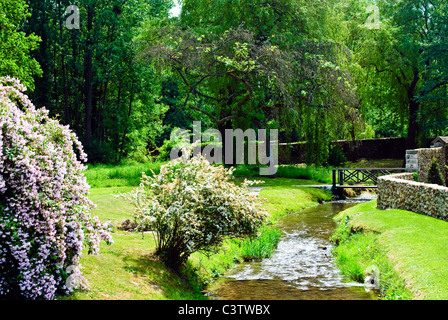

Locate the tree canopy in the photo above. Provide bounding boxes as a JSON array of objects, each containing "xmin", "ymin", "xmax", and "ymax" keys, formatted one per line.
[
  {"xmin": 0, "ymin": 0, "xmax": 446, "ymax": 165},
  {"xmin": 0, "ymin": 0, "xmax": 42, "ymax": 90}
]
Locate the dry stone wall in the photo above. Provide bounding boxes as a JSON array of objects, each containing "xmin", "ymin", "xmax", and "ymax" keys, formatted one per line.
[
  {"xmin": 406, "ymin": 146, "xmax": 447, "ymax": 183},
  {"xmin": 377, "ymin": 173, "xmax": 448, "ymax": 222}
]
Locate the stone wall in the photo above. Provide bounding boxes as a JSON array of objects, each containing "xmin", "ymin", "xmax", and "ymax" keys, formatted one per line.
[
  {"xmin": 406, "ymin": 147, "xmax": 446, "ymax": 183},
  {"xmin": 279, "ymin": 137, "xmax": 406, "ymax": 164},
  {"xmin": 377, "ymin": 173, "xmax": 448, "ymax": 222},
  {"xmin": 335, "ymin": 138, "xmax": 406, "ymax": 161}
]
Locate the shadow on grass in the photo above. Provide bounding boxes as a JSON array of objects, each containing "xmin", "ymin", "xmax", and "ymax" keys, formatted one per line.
[{"xmin": 122, "ymin": 252, "xmax": 205, "ymax": 300}]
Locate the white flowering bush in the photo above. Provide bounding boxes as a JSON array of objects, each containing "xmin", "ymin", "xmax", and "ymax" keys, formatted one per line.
[
  {"xmin": 122, "ymin": 146, "xmax": 267, "ymax": 270},
  {"xmin": 0, "ymin": 77, "xmax": 113, "ymax": 300}
]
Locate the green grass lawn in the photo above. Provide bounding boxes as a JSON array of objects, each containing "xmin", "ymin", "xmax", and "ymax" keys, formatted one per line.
[
  {"xmin": 60, "ymin": 232, "xmax": 205, "ymax": 300},
  {"xmin": 62, "ymin": 186, "xmax": 205, "ymax": 300},
  {"xmin": 80, "ymin": 161, "xmax": 448, "ymax": 300},
  {"xmin": 85, "ymin": 162, "xmax": 166, "ymax": 188},
  {"xmin": 332, "ymin": 200, "xmax": 448, "ymax": 300},
  {"xmin": 64, "ymin": 172, "xmax": 332, "ymax": 300},
  {"xmin": 259, "ymin": 186, "xmax": 332, "ymax": 222},
  {"xmin": 88, "ymin": 187, "xmax": 135, "ymax": 223}
]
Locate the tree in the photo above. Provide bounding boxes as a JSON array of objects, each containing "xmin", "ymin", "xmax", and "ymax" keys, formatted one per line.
[
  {"xmin": 143, "ymin": 25, "xmax": 293, "ymax": 131},
  {"xmin": 346, "ymin": 0, "xmax": 448, "ymax": 148},
  {"xmin": 121, "ymin": 145, "xmax": 267, "ymax": 270},
  {"xmin": 23, "ymin": 0, "xmax": 173, "ymax": 162},
  {"xmin": 139, "ymin": 0, "xmax": 363, "ymax": 165},
  {"xmin": 0, "ymin": 0, "xmax": 42, "ymax": 90}
]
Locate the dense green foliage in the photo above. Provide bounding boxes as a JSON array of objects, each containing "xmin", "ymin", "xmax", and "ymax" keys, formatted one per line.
[
  {"xmin": 0, "ymin": 1, "xmax": 446, "ymax": 164},
  {"xmin": 344, "ymin": 0, "xmax": 448, "ymax": 148},
  {"xmin": 20, "ymin": 0, "xmax": 173, "ymax": 163},
  {"xmin": 0, "ymin": 0, "xmax": 42, "ymax": 90}
]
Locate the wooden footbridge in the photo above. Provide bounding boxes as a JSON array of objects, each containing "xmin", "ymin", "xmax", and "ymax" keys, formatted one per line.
[{"xmin": 332, "ymin": 168, "xmax": 406, "ymax": 190}]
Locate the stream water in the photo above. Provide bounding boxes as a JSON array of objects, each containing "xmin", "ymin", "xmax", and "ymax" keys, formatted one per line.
[{"xmin": 212, "ymin": 200, "xmax": 378, "ymax": 300}]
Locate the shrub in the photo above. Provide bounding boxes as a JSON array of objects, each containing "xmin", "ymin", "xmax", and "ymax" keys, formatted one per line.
[
  {"xmin": 0, "ymin": 77, "xmax": 113, "ymax": 300},
  {"xmin": 233, "ymin": 164, "xmax": 333, "ymax": 184},
  {"xmin": 275, "ymin": 165, "xmax": 332, "ymax": 183},
  {"xmin": 83, "ymin": 139, "xmax": 116, "ymax": 164},
  {"xmin": 122, "ymin": 145, "xmax": 267, "ymax": 270},
  {"xmin": 125, "ymin": 145, "xmax": 153, "ymax": 164},
  {"xmin": 426, "ymin": 159, "xmax": 445, "ymax": 186}
]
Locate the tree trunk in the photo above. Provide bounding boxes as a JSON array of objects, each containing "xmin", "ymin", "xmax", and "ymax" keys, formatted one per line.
[
  {"xmin": 405, "ymin": 70, "xmax": 420, "ymax": 150},
  {"xmin": 59, "ymin": 0, "xmax": 69, "ymax": 125},
  {"xmin": 406, "ymin": 100, "xmax": 419, "ymax": 150},
  {"xmin": 119, "ymin": 82, "xmax": 135, "ymax": 161},
  {"xmin": 84, "ymin": 5, "xmax": 94, "ymax": 147}
]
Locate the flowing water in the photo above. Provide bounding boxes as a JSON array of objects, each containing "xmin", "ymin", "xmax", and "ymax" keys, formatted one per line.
[{"xmin": 212, "ymin": 201, "xmax": 377, "ymax": 300}]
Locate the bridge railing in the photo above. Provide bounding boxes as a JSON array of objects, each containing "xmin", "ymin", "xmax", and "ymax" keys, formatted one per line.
[{"xmin": 332, "ymin": 168, "xmax": 407, "ymax": 189}]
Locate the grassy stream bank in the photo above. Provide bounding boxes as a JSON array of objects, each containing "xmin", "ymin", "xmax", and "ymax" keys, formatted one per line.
[
  {"xmin": 67, "ymin": 161, "xmax": 447, "ymax": 300},
  {"xmin": 64, "ymin": 177, "xmax": 332, "ymax": 300},
  {"xmin": 331, "ymin": 200, "xmax": 448, "ymax": 300}
]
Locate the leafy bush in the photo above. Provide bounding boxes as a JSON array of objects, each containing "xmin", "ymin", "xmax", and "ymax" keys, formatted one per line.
[
  {"xmin": 83, "ymin": 139, "xmax": 116, "ymax": 164},
  {"xmin": 275, "ymin": 165, "xmax": 332, "ymax": 183},
  {"xmin": 125, "ymin": 145, "xmax": 153, "ymax": 164},
  {"xmin": 0, "ymin": 77, "xmax": 113, "ymax": 300},
  {"xmin": 122, "ymin": 145, "xmax": 267, "ymax": 270},
  {"xmin": 426, "ymin": 159, "xmax": 445, "ymax": 186},
  {"xmin": 155, "ymin": 139, "xmax": 178, "ymax": 162}
]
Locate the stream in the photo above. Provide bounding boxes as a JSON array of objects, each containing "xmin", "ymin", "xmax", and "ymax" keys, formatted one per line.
[{"xmin": 212, "ymin": 197, "xmax": 378, "ymax": 300}]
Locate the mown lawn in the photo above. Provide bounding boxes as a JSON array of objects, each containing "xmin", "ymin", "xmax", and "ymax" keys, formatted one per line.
[
  {"xmin": 260, "ymin": 186, "xmax": 332, "ymax": 222},
  {"xmin": 63, "ymin": 175, "xmax": 332, "ymax": 300},
  {"xmin": 61, "ymin": 187, "xmax": 205, "ymax": 300},
  {"xmin": 332, "ymin": 200, "xmax": 448, "ymax": 300}
]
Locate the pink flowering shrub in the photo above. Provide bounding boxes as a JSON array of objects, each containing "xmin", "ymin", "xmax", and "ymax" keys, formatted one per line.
[
  {"xmin": 122, "ymin": 145, "xmax": 267, "ymax": 270},
  {"xmin": 0, "ymin": 77, "xmax": 113, "ymax": 300}
]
